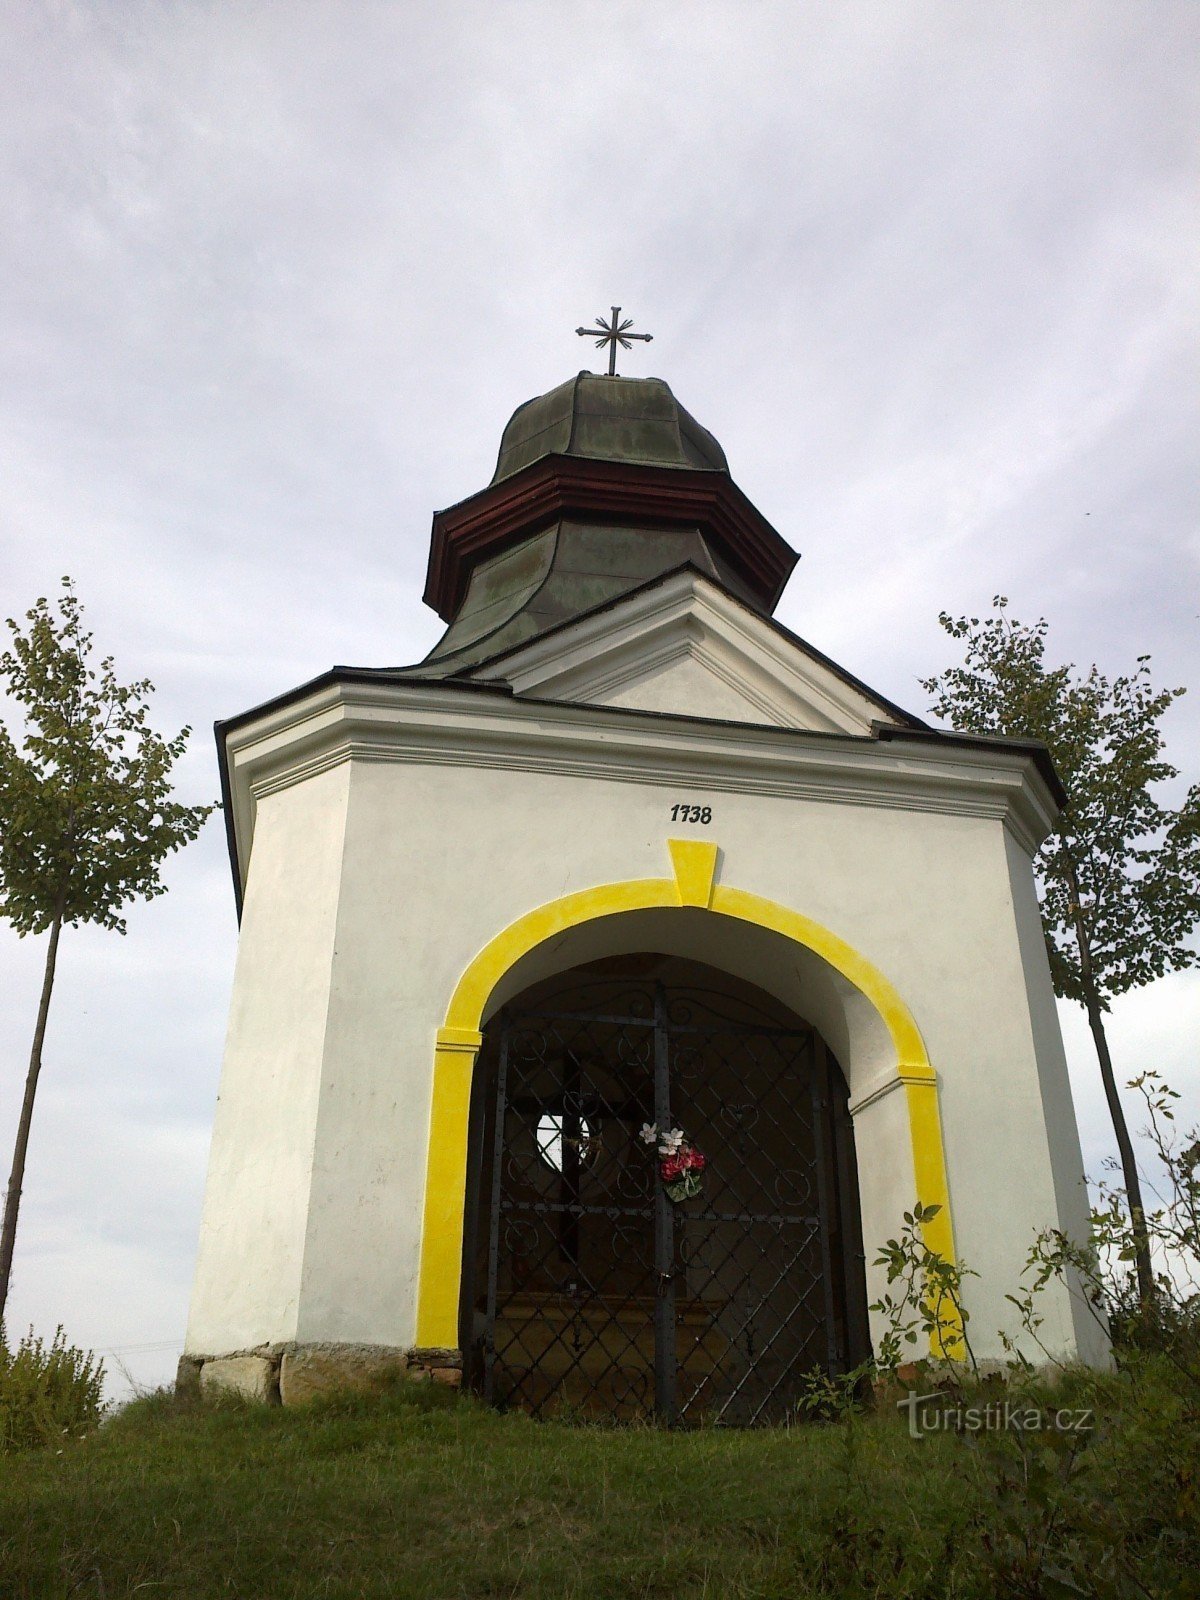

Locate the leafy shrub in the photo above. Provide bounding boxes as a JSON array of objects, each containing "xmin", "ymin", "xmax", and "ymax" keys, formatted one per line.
[
  {"xmin": 1103, "ymin": 1072, "xmax": 1200, "ymax": 1376},
  {"xmin": 0, "ymin": 1325, "xmax": 105, "ymax": 1452},
  {"xmin": 1001, "ymin": 1070, "xmax": 1200, "ymax": 1394},
  {"xmin": 862, "ymin": 1068, "xmax": 1200, "ymax": 1596}
]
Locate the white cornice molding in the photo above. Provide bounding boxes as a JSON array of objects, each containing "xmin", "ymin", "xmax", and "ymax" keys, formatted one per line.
[
  {"xmin": 470, "ymin": 570, "xmax": 889, "ymax": 736},
  {"xmin": 221, "ymin": 676, "xmax": 1060, "ymax": 892}
]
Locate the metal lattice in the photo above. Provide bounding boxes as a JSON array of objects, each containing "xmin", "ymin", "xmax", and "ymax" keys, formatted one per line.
[{"xmin": 462, "ymin": 970, "xmax": 867, "ymax": 1425}]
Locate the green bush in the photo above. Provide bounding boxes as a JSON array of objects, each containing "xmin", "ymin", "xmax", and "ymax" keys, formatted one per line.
[{"xmin": 0, "ymin": 1325, "xmax": 105, "ymax": 1452}]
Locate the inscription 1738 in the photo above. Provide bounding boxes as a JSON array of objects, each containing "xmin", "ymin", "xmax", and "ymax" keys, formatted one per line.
[{"xmin": 669, "ymin": 803, "xmax": 712, "ymax": 824}]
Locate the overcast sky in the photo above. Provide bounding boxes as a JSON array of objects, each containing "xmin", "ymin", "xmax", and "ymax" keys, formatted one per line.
[{"xmin": 1, "ymin": 2, "xmax": 1196, "ymax": 1398}]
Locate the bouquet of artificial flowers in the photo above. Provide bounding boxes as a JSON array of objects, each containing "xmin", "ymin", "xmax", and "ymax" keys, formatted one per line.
[{"xmin": 640, "ymin": 1122, "xmax": 706, "ymax": 1203}]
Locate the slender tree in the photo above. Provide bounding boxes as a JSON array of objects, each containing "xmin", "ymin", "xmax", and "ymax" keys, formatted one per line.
[
  {"xmin": 922, "ymin": 598, "xmax": 1200, "ymax": 1305},
  {"xmin": 0, "ymin": 580, "xmax": 214, "ymax": 1327}
]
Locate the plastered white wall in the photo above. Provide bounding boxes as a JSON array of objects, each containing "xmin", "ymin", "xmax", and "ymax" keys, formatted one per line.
[
  {"xmin": 1001, "ymin": 829, "xmax": 1110, "ymax": 1364},
  {"xmin": 186, "ymin": 763, "xmax": 350, "ymax": 1353},
  {"xmin": 188, "ymin": 734, "xmax": 1099, "ymax": 1367}
]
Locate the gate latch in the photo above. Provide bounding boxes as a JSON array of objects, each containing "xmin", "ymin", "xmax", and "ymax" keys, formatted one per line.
[{"xmin": 656, "ymin": 1270, "xmax": 674, "ymax": 1296}]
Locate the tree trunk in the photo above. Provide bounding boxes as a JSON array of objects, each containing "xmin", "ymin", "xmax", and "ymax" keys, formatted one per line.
[
  {"xmin": 0, "ymin": 909, "xmax": 64, "ymax": 1332},
  {"xmin": 1060, "ymin": 848, "xmax": 1155, "ymax": 1307}
]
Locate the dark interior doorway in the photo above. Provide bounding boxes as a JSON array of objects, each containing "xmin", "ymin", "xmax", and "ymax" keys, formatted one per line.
[{"xmin": 459, "ymin": 953, "xmax": 869, "ymax": 1424}]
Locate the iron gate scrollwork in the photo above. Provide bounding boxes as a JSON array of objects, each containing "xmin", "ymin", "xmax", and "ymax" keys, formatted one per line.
[{"xmin": 460, "ymin": 968, "xmax": 868, "ymax": 1425}]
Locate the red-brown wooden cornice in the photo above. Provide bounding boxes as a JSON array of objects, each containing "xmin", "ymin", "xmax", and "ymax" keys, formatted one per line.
[{"xmin": 422, "ymin": 455, "xmax": 798, "ymax": 621}]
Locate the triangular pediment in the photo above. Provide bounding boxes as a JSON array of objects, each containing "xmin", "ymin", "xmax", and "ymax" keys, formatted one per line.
[{"xmin": 467, "ymin": 568, "xmax": 915, "ymax": 735}]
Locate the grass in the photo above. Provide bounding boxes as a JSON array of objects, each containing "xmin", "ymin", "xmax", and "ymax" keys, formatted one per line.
[{"xmin": 0, "ymin": 1368, "xmax": 1195, "ymax": 1599}]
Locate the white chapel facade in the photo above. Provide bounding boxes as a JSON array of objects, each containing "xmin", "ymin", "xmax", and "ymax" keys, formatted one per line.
[{"xmin": 184, "ymin": 365, "xmax": 1106, "ymax": 1413}]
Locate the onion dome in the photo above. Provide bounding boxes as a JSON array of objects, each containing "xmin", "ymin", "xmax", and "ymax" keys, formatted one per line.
[
  {"xmin": 491, "ymin": 373, "xmax": 727, "ymax": 483},
  {"xmin": 418, "ymin": 372, "xmax": 797, "ymax": 674}
]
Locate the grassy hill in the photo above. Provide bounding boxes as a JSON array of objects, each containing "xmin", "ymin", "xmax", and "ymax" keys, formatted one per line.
[{"xmin": 0, "ymin": 1367, "xmax": 1194, "ymax": 1599}]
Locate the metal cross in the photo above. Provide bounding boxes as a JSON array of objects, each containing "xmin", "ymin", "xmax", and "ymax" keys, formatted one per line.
[{"xmin": 575, "ymin": 306, "xmax": 653, "ymax": 376}]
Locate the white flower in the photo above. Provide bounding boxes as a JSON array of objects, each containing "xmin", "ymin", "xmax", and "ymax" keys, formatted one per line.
[
  {"xmin": 658, "ymin": 1127, "xmax": 685, "ymax": 1156},
  {"xmin": 639, "ymin": 1122, "xmax": 659, "ymax": 1146}
]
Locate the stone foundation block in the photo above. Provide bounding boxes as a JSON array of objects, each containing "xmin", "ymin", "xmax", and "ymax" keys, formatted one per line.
[
  {"xmin": 408, "ymin": 1346, "xmax": 462, "ymax": 1380},
  {"xmin": 199, "ymin": 1354, "xmax": 278, "ymax": 1403},
  {"xmin": 174, "ymin": 1354, "xmax": 203, "ymax": 1397},
  {"xmin": 279, "ymin": 1343, "xmax": 409, "ymax": 1406}
]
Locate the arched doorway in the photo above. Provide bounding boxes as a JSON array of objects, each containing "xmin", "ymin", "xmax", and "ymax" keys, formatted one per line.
[{"xmin": 459, "ymin": 953, "xmax": 869, "ymax": 1424}]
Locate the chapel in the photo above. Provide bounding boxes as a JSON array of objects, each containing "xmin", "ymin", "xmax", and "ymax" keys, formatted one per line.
[{"xmin": 184, "ymin": 330, "xmax": 1105, "ymax": 1417}]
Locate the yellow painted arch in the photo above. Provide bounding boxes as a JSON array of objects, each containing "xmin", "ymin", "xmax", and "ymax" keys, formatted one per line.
[{"xmin": 415, "ymin": 840, "xmax": 960, "ymax": 1356}]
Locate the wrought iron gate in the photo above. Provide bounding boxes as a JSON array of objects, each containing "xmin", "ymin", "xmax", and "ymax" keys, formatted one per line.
[{"xmin": 461, "ymin": 974, "xmax": 867, "ymax": 1425}]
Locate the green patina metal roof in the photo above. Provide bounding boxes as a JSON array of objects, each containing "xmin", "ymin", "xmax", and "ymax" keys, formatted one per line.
[
  {"xmin": 420, "ymin": 520, "xmax": 760, "ymax": 673},
  {"xmin": 404, "ymin": 369, "xmax": 789, "ymax": 674},
  {"xmin": 491, "ymin": 372, "xmax": 728, "ymax": 483}
]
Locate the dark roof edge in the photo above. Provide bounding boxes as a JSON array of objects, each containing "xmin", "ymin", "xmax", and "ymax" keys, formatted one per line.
[
  {"xmin": 216, "ymin": 718, "xmax": 243, "ymax": 922},
  {"xmin": 872, "ymin": 722, "xmax": 1067, "ymax": 809},
  {"xmin": 754, "ymin": 602, "xmax": 927, "ymax": 733},
  {"xmin": 216, "ymin": 664, "xmax": 517, "ymax": 741}
]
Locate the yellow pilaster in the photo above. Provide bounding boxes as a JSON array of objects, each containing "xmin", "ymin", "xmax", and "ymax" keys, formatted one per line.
[{"xmin": 414, "ymin": 1027, "xmax": 482, "ymax": 1347}]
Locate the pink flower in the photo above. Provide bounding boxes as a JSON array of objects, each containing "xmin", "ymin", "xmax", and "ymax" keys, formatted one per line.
[{"xmin": 660, "ymin": 1142, "xmax": 706, "ymax": 1183}]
